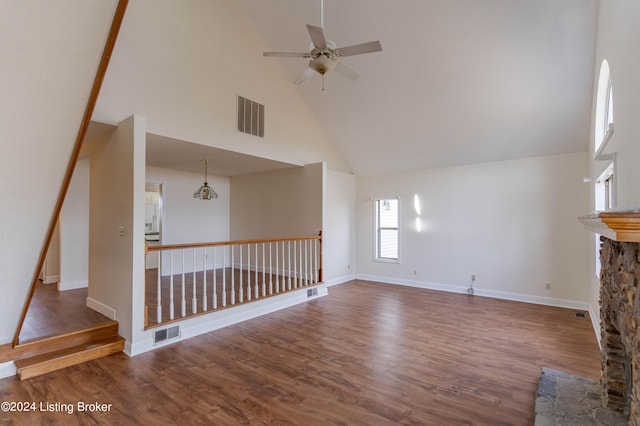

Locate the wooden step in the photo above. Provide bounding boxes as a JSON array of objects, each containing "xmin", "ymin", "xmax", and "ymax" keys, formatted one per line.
[
  {"xmin": 0, "ymin": 320, "xmax": 120, "ymax": 363},
  {"xmin": 15, "ymin": 335, "xmax": 125, "ymax": 380}
]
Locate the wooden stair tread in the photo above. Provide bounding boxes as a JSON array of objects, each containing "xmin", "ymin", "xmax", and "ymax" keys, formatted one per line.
[
  {"xmin": 16, "ymin": 335, "xmax": 125, "ymax": 380},
  {"xmin": 0, "ymin": 320, "xmax": 119, "ymax": 364}
]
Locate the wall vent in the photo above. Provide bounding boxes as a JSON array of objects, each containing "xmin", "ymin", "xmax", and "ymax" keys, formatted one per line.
[
  {"xmin": 237, "ymin": 95, "xmax": 264, "ymax": 137},
  {"xmin": 307, "ymin": 288, "xmax": 318, "ymax": 298},
  {"xmin": 154, "ymin": 325, "xmax": 180, "ymax": 344}
]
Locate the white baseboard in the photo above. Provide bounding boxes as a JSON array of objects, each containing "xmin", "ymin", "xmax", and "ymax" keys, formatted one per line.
[
  {"xmin": 126, "ymin": 284, "xmax": 328, "ymax": 357},
  {"xmin": 42, "ymin": 275, "xmax": 59, "ymax": 284},
  {"xmin": 324, "ymin": 274, "xmax": 355, "ymax": 287},
  {"xmin": 0, "ymin": 361, "xmax": 16, "ymax": 379},
  {"xmin": 86, "ymin": 297, "xmax": 116, "ymax": 320},
  {"xmin": 589, "ymin": 303, "xmax": 602, "ymax": 349},
  {"xmin": 57, "ymin": 280, "xmax": 88, "ymax": 291},
  {"xmin": 355, "ymin": 273, "xmax": 593, "ymax": 311}
]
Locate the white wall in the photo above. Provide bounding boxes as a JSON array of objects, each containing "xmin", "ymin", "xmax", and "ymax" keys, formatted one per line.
[
  {"xmin": 146, "ymin": 166, "xmax": 230, "ymax": 245},
  {"xmin": 230, "ymin": 164, "xmax": 324, "ymax": 240},
  {"xmin": 93, "ymin": 0, "xmax": 350, "ymax": 174},
  {"xmin": 146, "ymin": 166, "xmax": 230, "ymax": 273},
  {"xmin": 0, "ymin": 0, "xmax": 119, "ymax": 345},
  {"xmin": 324, "ymin": 170, "xmax": 356, "ymax": 284},
  {"xmin": 356, "ymin": 153, "xmax": 591, "ymax": 305},
  {"xmin": 59, "ymin": 158, "xmax": 90, "ymax": 290},
  {"xmin": 586, "ymin": 0, "xmax": 640, "ymax": 333},
  {"xmin": 88, "ymin": 115, "xmax": 146, "ymax": 343}
]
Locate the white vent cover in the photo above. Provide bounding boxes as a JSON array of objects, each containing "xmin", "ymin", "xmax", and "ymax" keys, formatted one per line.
[
  {"xmin": 307, "ymin": 288, "xmax": 318, "ymax": 297},
  {"xmin": 237, "ymin": 95, "xmax": 264, "ymax": 137},
  {"xmin": 154, "ymin": 325, "xmax": 180, "ymax": 344}
]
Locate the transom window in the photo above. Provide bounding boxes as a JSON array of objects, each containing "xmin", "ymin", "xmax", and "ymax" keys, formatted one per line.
[{"xmin": 374, "ymin": 197, "xmax": 399, "ymax": 262}]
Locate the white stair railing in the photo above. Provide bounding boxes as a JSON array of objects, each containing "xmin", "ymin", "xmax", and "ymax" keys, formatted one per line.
[{"xmin": 145, "ymin": 234, "xmax": 322, "ymax": 329}]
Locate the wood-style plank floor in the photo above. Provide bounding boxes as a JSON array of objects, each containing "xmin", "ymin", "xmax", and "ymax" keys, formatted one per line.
[
  {"xmin": 1, "ymin": 280, "xmax": 601, "ymax": 425},
  {"xmin": 18, "ymin": 282, "xmax": 110, "ymax": 343}
]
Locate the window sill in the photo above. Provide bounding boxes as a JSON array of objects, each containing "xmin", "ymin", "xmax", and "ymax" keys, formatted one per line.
[
  {"xmin": 374, "ymin": 258, "xmax": 400, "ymax": 264},
  {"xmin": 594, "ymin": 123, "xmax": 614, "ymax": 160}
]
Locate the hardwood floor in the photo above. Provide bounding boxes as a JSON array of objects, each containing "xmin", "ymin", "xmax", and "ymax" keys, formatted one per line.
[
  {"xmin": 18, "ymin": 282, "xmax": 110, "ymax": 343},
  {"xmin": 0, "ymin": 280, "xmax": 601, "ymax": 425}
]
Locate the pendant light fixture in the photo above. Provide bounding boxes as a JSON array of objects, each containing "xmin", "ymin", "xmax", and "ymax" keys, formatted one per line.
[{"xmin": 193, "ymin": 159, "xmax": 218, "ymax": 200}]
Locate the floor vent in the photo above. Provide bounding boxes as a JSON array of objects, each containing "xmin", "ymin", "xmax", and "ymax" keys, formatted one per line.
[
  {"xmin": 575, "ymin": 312, "xmax": 586, "ymax": 318},
  {"xmin": 307, "ymin": 288, "xmax": 318, "ymax": 298},
  {"xmin": 154, "ymin": 325, "xmax": 180, "ymax": 344},
  {"xmin": 237, "ymin": 95, "xmax": 264, "ymax": 137}
]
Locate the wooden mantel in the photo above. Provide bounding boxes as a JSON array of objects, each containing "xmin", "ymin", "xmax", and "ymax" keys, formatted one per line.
[{"xmin": 577, "ymin": 210, "xmax": 640, "ymax": 242}]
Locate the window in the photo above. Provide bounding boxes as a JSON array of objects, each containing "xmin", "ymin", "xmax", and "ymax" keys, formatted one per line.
[
  {"xmin": 375, "ymin": 198, "xmax": 399, "ymax": 262},
  {"xmin": 593, "ymin": 60, "xmax": 616, "ymax": 278},
  {"xmin": 594, "ymin": 60, "xmax": 614, "ymax": 155}
]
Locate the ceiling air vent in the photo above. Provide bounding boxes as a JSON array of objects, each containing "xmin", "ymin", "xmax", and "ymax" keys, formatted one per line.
[
  {"xmin": 154, "ymin": 325, "xmax": 180, "ymax": 344},
  {"xmin": 237, "ymin": 95, "xmax": 265, "ymax": 138}
]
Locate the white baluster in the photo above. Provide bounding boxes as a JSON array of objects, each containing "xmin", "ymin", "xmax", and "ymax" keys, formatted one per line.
[
  {"xmin": 246, "ymin": 244, "xmax": 251, "ymax": 301},
  {"xmin": 203, "ymin": 247, "xmax": 208, "ymax": 311},
  {"xmin": 192, "ymin": 248, "xmax": 197, "ymax": 314},
  {"xmin": 262, "ymin": 242, "xmax": 266, "ymax": 297},
  {"xmin": 305, "ymin": 239, "xmax": 309, "ymax": 286},
  {"xmin": 156, "ymin": 251, "xmax": 162, "ymax": 324},
  {"xmin": 293, "ymin": 240, "xmax": 298, "ymax": 289},
  {"xmin": 169, "ymin": 250, "xmax": 175, "ymax": 320},
  {"xmin": 313, "ymin": 239, "xmax": 317, "ymax": 284},
  {"xmin": 269, "ymin": 242, "xmax": 273, "ymax": 295},
  {"xmin": 212, "ymin": 247, "xmax": 217, "ymax": 310},
  {"xmin": 255, "ymin": 243, "xmax": 259, "ymax": 298},
  {"xmin": 239, "ymin": 244, "xmax": 244, "ymax": 303},
  {"xmin": 222, "ymin": 246, "xmax": 227, "ymax": 307},
  {"xmin": 288, "ymin": 241, "xmax": 292, "ymax": 290},
  {"xmin": 275, "ymin": 241, "xmax": 280, "ymax": 293},
  {"xmin": 181, "ymin": 250, "xmax": 186, "ymax": 317},
  {"xmin": 231, "ymin": 246, "xmax": 235, "ymax": 305}
]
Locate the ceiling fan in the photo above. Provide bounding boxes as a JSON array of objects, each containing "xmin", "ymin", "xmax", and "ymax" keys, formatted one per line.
[{"xmin": 263, "ymin": 0, "xmax": 382, "ymax": 90}]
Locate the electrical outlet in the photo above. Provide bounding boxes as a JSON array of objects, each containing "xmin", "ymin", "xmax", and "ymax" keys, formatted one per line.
[
  {"xmin": 119, "ymin": 226, "xmax": 124, "ymax": 237},
  {"xmin": 471, "ymin": 274, "xmax": 476, "ymax": 282},
  {"xmin": 545, "ymin": 283, "xmax": 551, "ymax": 290}
]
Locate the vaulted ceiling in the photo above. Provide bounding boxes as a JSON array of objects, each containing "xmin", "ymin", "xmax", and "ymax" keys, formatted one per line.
[{"xmin": 239, "ymin": 0, "xmax": 598, "ymax": 176}]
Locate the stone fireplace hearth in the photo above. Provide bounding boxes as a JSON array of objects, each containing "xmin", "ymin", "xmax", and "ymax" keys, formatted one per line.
[
  {"xmin": 600, "ymin": 238, "xmax": 639, "ymax": 418},
  {"xmin": 578, "ymin": 210, "xmax": 640, "ymax": 425}
]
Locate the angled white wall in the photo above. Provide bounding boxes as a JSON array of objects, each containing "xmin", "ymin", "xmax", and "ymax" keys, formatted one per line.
[
  {"xmin": 88, "ymin": 115, "xmax": 146, "ymax": 343},
  {"xmin": 0, "ymin": 0, "xmax": 120, "ymax": 345},
  {"xmin": 94, "ymin": 0, "xmax": 350, "ymax": 173},
  {"xmin": 356, "ymin": 153, "xmax": 591, "ymax": 306}
]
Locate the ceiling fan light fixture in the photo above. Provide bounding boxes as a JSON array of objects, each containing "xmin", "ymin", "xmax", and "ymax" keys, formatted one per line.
[{"xmin": 193, "ymin": 159, "xmax": 218, "ymax": 200}]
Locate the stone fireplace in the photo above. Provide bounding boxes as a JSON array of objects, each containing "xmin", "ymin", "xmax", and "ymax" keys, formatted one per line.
[{"xmin": 579, "ymin": 211, "xmax": 640, "ymax": 424}]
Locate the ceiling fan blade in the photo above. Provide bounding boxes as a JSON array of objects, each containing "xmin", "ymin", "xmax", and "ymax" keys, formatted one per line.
[
  {"xmin": 294, "ymin": 67, "xmax": 315, "ymax": 85},
  {"xmin": 336, "ymin": 40, "xmax": 382, "ymax": 57},
  {"xmin": 306, "ymin": 24, "xmax": 327, "ymax": 49},
  {"xmin": 263, "ymin": 51, "xmax": 310, "ymax": 58},
  {"xmin": 335, "ymin": 61, "xmax": 361, "ymax": 80}
]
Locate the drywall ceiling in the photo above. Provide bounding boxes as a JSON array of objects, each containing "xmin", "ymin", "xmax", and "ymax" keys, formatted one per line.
[
  {"xmin": 84, "ymin": 121, "xmax": 298, "ymax": 176},
  {"xmin": 239, "ymin": 0, "xmax": 598, "ymax": 175}
]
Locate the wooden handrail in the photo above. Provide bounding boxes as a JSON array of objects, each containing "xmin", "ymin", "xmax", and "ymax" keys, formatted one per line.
[
  {"xmin": 12, "ymin": 0, "xmax": 129, "ymax": 347},
  {"xmin": 148, "ymin": 235, "xmax": 321, "ymax": 252}
]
